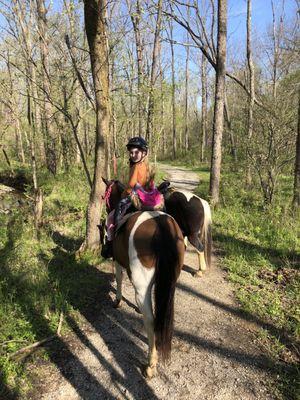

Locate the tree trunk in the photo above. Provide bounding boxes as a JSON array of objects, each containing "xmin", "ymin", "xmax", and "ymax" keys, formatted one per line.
[
  {"xmin": 75, "ymin": 89, "xmax": 82, "ymax": 165},
  {"xmin": 224, "ymin": 94, "xmax": 237, "ymax": 161},
  {"xmin": 145, "ymin": 0, "xmax": 163, "ymax": 146},
  {"xmin": 246, "ymin": 0, "xmax": 255, "ymax": 185},
  {"xmin": 26, "ymin": 74, "xmax": 43, "ymax": 233},
  {"xmin": 159, "ymin": 49, "xmax": 166, "ymax": 156},
  {"xmin": 15, "ymin": 0, "xmax": 43, "ymax": 232},
  {"xmin": 15, "ymin": 118, "xmax": 26, "ymax": 163},
  {"xmin": 31, "ymin": 64, "xmax": 45, "ymax": 164},
  {"xmin": 184, "ymin": 1, "xmax": 190, "ymax": 153},
  {"xmin": 83, "ymin": 0, "xmax": 110, "ymax": 250},
  {"xmin": 201, "ymin": 52, "xmax": 207, "ymax": 162},
  {"xmin": 7, "ymin": 51, "xmax": 25, "ymax": 163},
  {"xmin": 209, "ymin": 0, "xmax": 227, "ymax": 206},
  {"xmin": 36, "ymin": 0, "xmax": 57, "ymax": 175},
  {"xmin": 271, "ymin": 0, "xmax": 278, "ymax": 101},
  {"xmin": 184, "ymin": 45, "xmax": 190, "ymax": 153},
  {"xmin": 170, "ymin": 19, "xmax": 177, "ymax": 159},
  {"xmin": 110, "ymin": 52, "xmax": 118, "ymax": 165},
  {"xmin": 293, "ymin": 88, "xmax": 300, "ymax": 209},
  {"xmin": 130, "ymin": 0, "xmax": 144, "ymax": 136}
]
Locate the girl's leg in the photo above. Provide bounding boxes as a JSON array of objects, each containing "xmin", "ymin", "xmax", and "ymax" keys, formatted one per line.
[{"xmin": 114, "ymin": 197, "xmax": 131, "ymax": 226}]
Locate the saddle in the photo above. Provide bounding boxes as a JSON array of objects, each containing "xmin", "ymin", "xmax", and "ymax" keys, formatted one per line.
[
  {"xmin": 115, "ymin": 211, "xmax": 140, "ymax": 234},
  {"xmin": 130, "ymin": 183, "xmax": 165, "ymax": 211}
]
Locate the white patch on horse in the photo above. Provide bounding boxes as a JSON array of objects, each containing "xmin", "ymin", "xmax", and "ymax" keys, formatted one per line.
[
  {"xmin": 201, "ymin": 198, "xmax": 212, "ymax": 225},
  {"xmin": 176, "ymin": 190, "xmax": 212, "ymax": 225},
  {"xmin": 177, "ymin": 189, "xmax": 196, "ymax": 202},
  {"xmin": 129, "ymin": 211, "xmax": 165, "ymax": 285},
  {"xmin": 128, "ymin": 211, "xmax": 166, "ymax": 375}
]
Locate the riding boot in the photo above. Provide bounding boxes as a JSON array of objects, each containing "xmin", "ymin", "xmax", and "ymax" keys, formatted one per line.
[{"xmin": 114, "ymin": 198, "xmax": 127, "ymax": 228}]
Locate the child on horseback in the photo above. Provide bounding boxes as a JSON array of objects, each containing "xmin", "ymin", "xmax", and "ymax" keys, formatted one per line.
[
  {"xmin": 102, "ymin": 136, "xmax": 152, "ymax": 258},
  {"xmin": 115, "ymin": 136, "xmax": 153, "ymax": 224}
]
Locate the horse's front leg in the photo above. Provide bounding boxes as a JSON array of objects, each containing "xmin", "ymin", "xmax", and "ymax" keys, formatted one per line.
[
  {"xmin": 114, "ymin": 262, "xmax": 123, "ymax": 308},
  {"xmin": 195, "ymin": 250, "xmax": 207, "ymax": 277},
  {"xmin": 135, "ymin": 285, "xmax": 158, "ymax": 379},
  {"xmin": 188, "ymin": 233, "xmax": 206, "ymax": 277},
  {"xmin": 184, "ymin": 236, "xmax": 188, "ymax": 248}
]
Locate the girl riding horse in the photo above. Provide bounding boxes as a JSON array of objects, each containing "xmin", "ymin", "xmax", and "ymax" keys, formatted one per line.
[{"xmin": 102, "ymin": 137, "xmax": 153, "ymax": 259}]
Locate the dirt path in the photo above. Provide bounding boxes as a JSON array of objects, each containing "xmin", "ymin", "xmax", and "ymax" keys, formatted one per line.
[{"xmin": 32, "ymin": 164, "xmax": 278, "ymax": 400}]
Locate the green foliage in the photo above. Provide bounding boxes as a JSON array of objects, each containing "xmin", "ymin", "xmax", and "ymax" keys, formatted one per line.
[
  {"xmin": 0, "ymin": 165, "xmax": 33, "ymax": 192},
  {"xmin": 191, "ymin": 163, "xmax": 299, "ymax": 400},
  {"xmin": 210, "ymin": 170, "xmax": 299, "ymax": 337},
  {"xmin": 40, "ymin": 166, "xmax": 90, "ymax": 213},
  {"xmin": 0, "ymin": 166, "xmax": 101, "ymax": 398},
  {"xmin": 0, "ymin": 213, "xmax": 51, "ymax": 396}
]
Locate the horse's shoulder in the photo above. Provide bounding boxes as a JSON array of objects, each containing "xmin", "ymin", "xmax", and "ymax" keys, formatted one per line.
[
  {"xmin": 166, "ymin": 189, "xmax": 198, "ymax": 205},
  {"xmin": 166, "ymin": 189, "xmax": 210, "ymax": 207}
]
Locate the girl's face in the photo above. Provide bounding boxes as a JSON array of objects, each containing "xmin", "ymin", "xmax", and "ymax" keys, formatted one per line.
[{"xmin": 129, "ymin": 147, "xmax": 146, "ymax": 163}]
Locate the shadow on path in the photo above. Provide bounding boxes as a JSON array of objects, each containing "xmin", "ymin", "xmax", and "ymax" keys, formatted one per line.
[
  {"xmin": 177, "ymin": 282, "xmax": 299, "ymax": 354},
  {"xmin": 214, "ymin": 232, "xmax": 299, "ymax": 267},
  {"xmin": 0, "ymin": 379, "xmax": 18, "ymax": 400}
]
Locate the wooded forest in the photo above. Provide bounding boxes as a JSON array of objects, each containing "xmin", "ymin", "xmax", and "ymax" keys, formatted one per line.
[{"xmin": 0, "ymin": 1, "xmax": 299, "ymax": 399}]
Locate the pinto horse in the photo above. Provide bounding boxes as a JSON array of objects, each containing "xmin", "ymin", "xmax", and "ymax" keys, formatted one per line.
[
  {"xmin": 101, "ymin": 178, "xmax": 185, "ymax": 378},
  {"xmin": 161, "ymin": 186, "xmax": 212, "ymax": 277}
]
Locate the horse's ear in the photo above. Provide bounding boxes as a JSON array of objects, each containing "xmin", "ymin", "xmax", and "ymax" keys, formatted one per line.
[
  {"xmin": 102, "ymin": 177, "xmax": 109, "ymax": 186},
  {"xmin": 158, "ymin": 180, "xmax": 170, "ymax": 194}
]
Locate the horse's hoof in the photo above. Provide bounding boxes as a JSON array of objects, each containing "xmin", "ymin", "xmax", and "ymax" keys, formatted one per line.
[
  {"xmin": 193, "ymin": 271, "xmax": 203, "ymax": 278},
  {"xmin": 143, "ymin": 365, "xmax": 157, "ymax": 379},
  {"xmin": 113, "ymin": 299, "xmax": 122, "ymax": 308}
]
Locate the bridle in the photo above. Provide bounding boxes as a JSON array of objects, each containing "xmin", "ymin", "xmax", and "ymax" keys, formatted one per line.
[{"xmin": 102, "ymin": 181, "xmax": 115, "ymax": 212}]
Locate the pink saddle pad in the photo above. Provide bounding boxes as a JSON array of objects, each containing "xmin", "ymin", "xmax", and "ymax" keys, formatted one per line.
[{"xmin": 136, "ymin": 187, "xmax": 163, "ymax": 207}]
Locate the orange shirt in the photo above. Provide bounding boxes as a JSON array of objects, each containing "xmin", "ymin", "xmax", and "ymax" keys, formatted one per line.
[{"xmin": 124, "ymin": 160, "xmax": 148, "ymax": 195}]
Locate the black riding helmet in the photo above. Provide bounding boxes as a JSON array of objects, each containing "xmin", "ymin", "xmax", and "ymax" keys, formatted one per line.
[{"xmin": 126, "ymin": 137, "xmax": 148, "ymax": 153}]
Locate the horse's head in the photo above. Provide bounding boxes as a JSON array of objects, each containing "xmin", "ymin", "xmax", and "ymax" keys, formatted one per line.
[
  {"xmin": 102, "ymin": 177, "xmax": 125, "ymax": 213},
  {"xmin": 157, "ymin": 180, "xmax": 171, "ymax": 195}
]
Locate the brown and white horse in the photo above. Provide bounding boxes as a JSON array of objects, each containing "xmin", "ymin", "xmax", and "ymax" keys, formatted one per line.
[
  {"xmin": 100, "ymin": 179, "xmax": 185, "ymax": 378},
  {"xmin": 162, "ymin": 187, "xmax": 212, "ymax": 277}
]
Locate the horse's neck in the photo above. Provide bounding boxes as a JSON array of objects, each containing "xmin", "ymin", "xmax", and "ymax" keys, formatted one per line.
[
  {"xmin": 165, "ymin": 187, "xmax": 176, "ymax": 200},
  {"xmin": 111, "ymin": 188, "xmax": 122, "ymax": 210}
]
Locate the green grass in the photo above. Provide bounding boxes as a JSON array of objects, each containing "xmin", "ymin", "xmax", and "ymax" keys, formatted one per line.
[{"xmin": 0, "ymin": 166, "xmax": 110, "ymax": 399}]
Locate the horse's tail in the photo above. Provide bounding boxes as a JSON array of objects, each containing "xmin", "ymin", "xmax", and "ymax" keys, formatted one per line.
[
  {"xmin": 201, "ymin": 198, "xmax": 212, "ymax": 268},
  {"xmin": 153, "ymin": 215, "xmax": 182, "ymax": 361}
]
